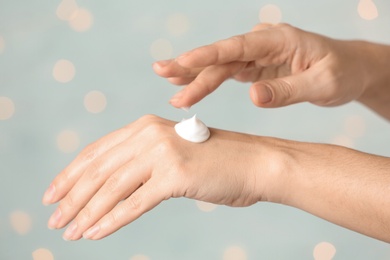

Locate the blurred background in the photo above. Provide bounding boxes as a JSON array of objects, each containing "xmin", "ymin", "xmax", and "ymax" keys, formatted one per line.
[{"xmin": 1, "ymin": 0, "xmax": 390, "ymax": 259}]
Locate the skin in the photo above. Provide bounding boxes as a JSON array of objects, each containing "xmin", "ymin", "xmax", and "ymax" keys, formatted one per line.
[
  {"xmin": 43, "ymin": 24, "xmax": 390, "ymax": 242},
  {"xmin": 157, "ymin": 23, "xmax": 390, "ymax": 119}
]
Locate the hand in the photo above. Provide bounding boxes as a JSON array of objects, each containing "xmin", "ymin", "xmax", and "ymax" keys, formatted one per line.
[
  {"xmin": 42, "ymin": 115, "xmax": 283, "ymax": 240},
  {"xmin": 42, "ymin": 114, "xmax": 390, "ymax": 242},
  {"xmin": 153, "ymin": 23, "xmax": 385, "ymax": 110}
]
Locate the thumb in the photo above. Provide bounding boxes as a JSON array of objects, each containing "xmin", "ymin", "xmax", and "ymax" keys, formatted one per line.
[{"xmin": 250, "ymin": 72, "xmax": 315, "ymax": 108}]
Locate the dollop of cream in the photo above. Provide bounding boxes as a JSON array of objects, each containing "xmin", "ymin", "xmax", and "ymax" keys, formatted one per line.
[{"xmin": 174, "ymin": 114, "xmax": 210, "ymax": 143}]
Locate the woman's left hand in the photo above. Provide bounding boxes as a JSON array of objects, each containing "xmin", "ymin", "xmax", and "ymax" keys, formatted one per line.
[{"xmin": 42, "ymin": 115, "xmax": 283, "ymax": 240}]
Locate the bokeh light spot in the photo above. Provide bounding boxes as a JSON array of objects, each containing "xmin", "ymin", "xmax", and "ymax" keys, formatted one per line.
[
  {"xmin": 0, "ymin": 35, "xmax": 5, "ymax": 54},
  {"xmin": 259, "ymin": 4, "xmax": 282, "ymax": 24},
  {"xmin": 9, "ymin": 210, "xmax": 32, "ymax": 235},
  {"xmin": 196, "ymin": 200, "xmax": 218, "ymax": 212},
  {"xmin": 69, "ymin": 8, "xmax": 94, "ymax": 32},
  {"xmin": 32, "ymin": 248, "xmax": 54, "ymax": 260},
  {"xmin": 313, "ymin": 241, "xmax": 336, "ymax": 260},
  {"xmin": 52, "ymin": 59, "xmax": 76, "ymax": 83},
  {"xmin": 84, "ymin": 90, "xmax": 107, "ymax": 114},
  {"xmin": 166, "ymin": 13, "xmax": 190, "ymax": 36},
  {"xmin": 150, "ymin": 38, "xmax": 173, "ymax": 60},
  {"xmin": 57, "ymin": 130, "xmax": 80, "ymax": 153},
  {"xmin": 56, "ymin": 0, "xmax": 79, "ymax": 21},
  {"xmin": 344, "ymin": 115, "xmax": 366, "ymax": 138},
  {"xmin": 0, "ymin": 96, "xmax": 15, "ymax": 120},
  {"xmin": 223, "ymin": 246, "xmax": 247, "ymax": 260},
  {"xmin": 358, "ymin": 0, "xmax": 378, "ymax": 20},
  {"xmin": 130, "ymin": 254, "xmax": 150, "ymax": 260}
]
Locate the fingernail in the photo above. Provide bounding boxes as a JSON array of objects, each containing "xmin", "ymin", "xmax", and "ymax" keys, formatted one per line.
[
  {"xmin": 181, "ymin": 106, "xmax": 191, "ymax": 112},
  {"xmin": 83, "ymin": 225, "xmax": 100, "ymax": 239},
  {"xmin": 63, "ymin": 222, "xmax": 78, "ymax": 241},
  {"xmin": 169, "ymin": 90, "xmax": 185, "ymax": 105},
  {"xmin": 48, "ymin": 208, "xmax": 62, "ymax": 229},
  {"xmin": 254, "ymin": 84, "xmax": 273, "ymax": 104},
  {"xmin": 42, "ymin": 184, "xmax": 56, "ymax": 205}
]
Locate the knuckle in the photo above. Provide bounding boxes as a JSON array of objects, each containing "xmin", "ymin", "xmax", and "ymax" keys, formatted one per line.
[
  {"xmin": 279, "ymin": 79, "xmax": 296, "ymax": 100},
  {"xmin": 78, "ymin": 206, "xmax": 93, "ymax": 222},
  {"xmin": 229, "ymin": 35, "xmax": 246, "ymax": 60},
  {"xmin": 57, "ymin": 167, "xmax": 72, "ymax": 185},
  {"xmin": 251, "ymin": 23, "xmax": 273, "ymax": 31},
  {"xmin": 278, "ymin": 24, "xmax": 301, "ymax": 40},
  {"xmin": 138, "ymin": 114, "xmax": 159, "ymax": 124},
  {"xmin": 143, "ymin": 120, "xmax": 166, "ymax": 136},
  {"xmin": 107, "ymin": 210, "xmax": 120, "ymax": 226},
  {"xmin": 131, "ymin": 114, "xmax": 161, "ymax": 129},
  {"xmin": 251, "ymin": 23, "xmax": 264, "ymax": 31},
  {"xmin": 168, "ymin": 77, "xmax": 190, "ymax": 86},
  {"xmin": 63, "ymin": 192, "xmax": 77, "ymax": 209},
  {"xmin": 104, "ymin": 175, "xmax": 120, "ymax": 194},
  {"xmin": 85, "ymin": 159, "xmax": 104, "ymax": 180},
  {"xmin": 190, "ymin": 76, "xmax": 213, "ymax": 95},
  {"xmin": 81, "ymin": 142, "xmax": 99, "ymax": 162},
  {"xmin": 126, "ymin": 194, "xmax": 142, "ymax": 211},
  {"xmin": 230, "ymin": 34, "xmax": 245, "ymax": 43},
  {"xmin": 275, "ymin": 22, "xmax": 293, "ymax": 29}
]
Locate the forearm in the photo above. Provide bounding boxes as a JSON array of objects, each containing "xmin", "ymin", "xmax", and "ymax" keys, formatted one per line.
[
  {"xmin": 268, "ymin": 141, "xmax": 390, "ymax": 242},
  {"xmin": 356, "ymin": 41, "xmax": 390, "ymax": 120}
]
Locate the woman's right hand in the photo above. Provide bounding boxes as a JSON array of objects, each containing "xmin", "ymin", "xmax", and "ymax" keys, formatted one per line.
[{"xmin": 153, "ymin": 23, "xmax": 390, "ymax": 119}]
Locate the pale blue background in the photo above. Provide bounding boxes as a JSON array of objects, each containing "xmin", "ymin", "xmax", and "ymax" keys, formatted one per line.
[{"xmin": 1, "ymin": 0, "xmax": 390, "ymax": 259}]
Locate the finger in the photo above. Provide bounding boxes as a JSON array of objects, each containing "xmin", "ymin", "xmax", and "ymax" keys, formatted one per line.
[
  {"xmin": 82, "ymin": 177, "xmax": 170, "ymax": 240},
  {"xmin": 232, "ymin": 62, "xmax": 261, "ymax": 82},
  {"xmin": 62, "ymin": 156, "xmax": 150, "ymax": 241},
  {"xmin": 167, "ymin": 76, "xmax": 196, "ymax": 86},
  {"xmin": 169, "ymin": 61, "xmax": 247, "ymax": 108},
  {"xmin": 47, "ymin": 136, "xmax": 144, "ymax": 230},
  {"xmin": 249, "ymin": 68, "xmax": 320, "ymax": 108},
  {"xmin": 234, "ymin": 63, "xmax": 292, "ymax": 83},
  {"xmin": 175, "ymin": 27, "xmax": 289, "ymax": 68},
  {"xmin": 42, "ymin": 124, "xmax": 137, "ymax": 206},
  {"xmin": 233, "ymin": 67, "xmax": 261, "ymax": 82},
  {"xmin": 43, "ymin": 116, "xmax": 169, "ymax": 207},
  {"xmin": 153, "ymin": 59, "xmax": 203, "ymax": 78},
  {"xmin": 46, "ymin": 116, "xmax": 170, "ymax": 229}
]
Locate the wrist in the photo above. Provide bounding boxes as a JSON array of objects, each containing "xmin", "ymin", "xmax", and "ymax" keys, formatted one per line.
[{"xmin": 253, "ymin": 137, "xmax": 299, "ymax": 204}]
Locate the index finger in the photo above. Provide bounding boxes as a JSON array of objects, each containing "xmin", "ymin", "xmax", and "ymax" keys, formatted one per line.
[{"xmin": 175, "ymin": 26, "xmax": 289, "ymax": 68}]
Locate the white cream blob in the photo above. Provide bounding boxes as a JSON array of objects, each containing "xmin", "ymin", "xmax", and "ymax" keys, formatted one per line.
[{"xmin": 174, "ymin": 114, "xmax": 210, "ymax": 143}]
